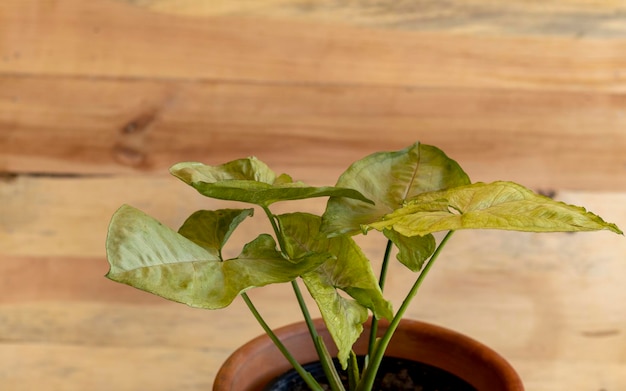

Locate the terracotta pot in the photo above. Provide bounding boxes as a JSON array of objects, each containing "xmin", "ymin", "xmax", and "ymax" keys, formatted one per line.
[{"xmin": 214, "ymin": 318, "xmax": 524, "ymax": 391}]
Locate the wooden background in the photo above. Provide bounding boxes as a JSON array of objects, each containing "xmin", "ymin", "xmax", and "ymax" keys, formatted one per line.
[{"xmin": 1, "ymin": 1, "xmax": 625, "ymax": 390}]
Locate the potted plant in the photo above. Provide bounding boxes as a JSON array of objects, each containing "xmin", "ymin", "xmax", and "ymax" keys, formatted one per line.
[{"xmin": 105, "ymin": 142, "xmax": 622, "ymax": 391}]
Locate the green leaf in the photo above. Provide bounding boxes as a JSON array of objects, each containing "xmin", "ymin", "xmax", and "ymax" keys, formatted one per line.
[
  {"xmin": 321, "ymin": 142, "xmax": 471, "ymax": 237},
  {"xmin": 170, "ymin": 158, "xmax": 373, "ymax": 207},
  {"xmin": 366, "ymin": 181, "xmax": 624, "ymax": 236},
  {"xmin": 106, "ymin": 205, "xmax": 328, "ymax": 309},
  {"xmin": 303, "ymin": 272, "xmax": 367, "ymax": 369},
  {"xmin": 277, "ymin": 213, "xmax": 394, "ymax": 368},
  {"xmin": 383, "ymin": 229, "xmax": 436, "ymax": 272},
  {"xmin": 178, "ymin": 209, "xmax": 254, "ymax": 258}
]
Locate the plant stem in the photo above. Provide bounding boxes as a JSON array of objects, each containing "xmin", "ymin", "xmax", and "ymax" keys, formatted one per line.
[
  {"xmin": 262, "ymin": 205, "xmax": 345, "ymax": 391},
  {"xmin": 377, "ymin": 239, "xmax": 394, "ymax": 291},
  {"xmin": 291, "ymin": 277, "xmax": 345, "ymax": 391},
  {"xmin": 241, "ymin": 292, "xmax": 324, "ymax": 391},
  {"xmin": 261, "ymin": 205, "xmax": 288, "ymax": 255},
  {"xmin": 367, "ymin": 239, "xmax": 393, "ymax": 360},
  {"xmin": 357, "ymin": 230, "xmax": 455, "ymax": 391}
]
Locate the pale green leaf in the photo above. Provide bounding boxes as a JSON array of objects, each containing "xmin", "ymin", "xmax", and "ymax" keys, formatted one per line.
[
  {"xmin": 366, "ymin": 181, "xmax": 624, "ymax": 236},
  {"xmin": 383, "ymin": 229, "xmax": 436, "ymax": 272},
  {"xmin": 106, "ymin": 205, "xmax": 328, "ymax": 309},
  {"xmin": 171, "ymin": 157, "xmax": 278, "ymax": 184},
  {"xmin": 321, "ymin": 142, "xmax": 470, "ymax": 237},
  {"xmin": 170, "ymin": 158, "xmax": 373, "ymax": 206},
  {"xmin": 178, "ymin": 209, "xmax": 254, "ymax": 257},
  {"xmin": 301, "ymin": 272, "xmax": 368, "ymax": 369},
  {"xmin": 277, "ymin": 213, "xmax": 394, "ymax": 367}
]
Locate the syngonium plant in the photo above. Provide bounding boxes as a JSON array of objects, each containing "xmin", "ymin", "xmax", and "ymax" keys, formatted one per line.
[{"xmin": 105, "ymin": 142, "xmax": 622, "ymax": 391}]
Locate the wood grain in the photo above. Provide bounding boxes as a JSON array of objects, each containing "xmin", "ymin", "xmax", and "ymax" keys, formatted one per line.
[
  {"xmin": 2, "ymin": 76, "xmax": 625, "ymax": 190},
  {"xmin": 1, "ymin": 173, "xmax": 624, "ymax": 259},
  {"xmin": 2, "ymin": 204, "xmax": 625, "ymax": 390},
  {"xmin": 2, "ymin": 0, "xmax": 626, "ymax": 91},
  {"xmin": 2, "ymin": 0, "xmax": 626, "ymax": 390},
  {"xmin": 113, "ymin": 0, "xmax": 626, "ymax": 38}
]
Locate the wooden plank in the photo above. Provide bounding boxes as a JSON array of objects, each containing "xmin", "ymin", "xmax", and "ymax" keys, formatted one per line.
[
  {"xmin": 2, "ymin": 222, "xmax": 626, "ymax": 390},
  {"xmin": 519, "ymin": 361, "xmax": 626, "ymax": 391},
  {"xmin": 0, "ymin": 342, "xmax": 222, "ymax": 391},
  {"xmin": 0, "ymin": 175, "xmax": 214, "ymax": 258},
  {"xmin": 2, "ymin": 76, "xmax": 626, "ymax": 190},
  {"xmin": 0, "ymin": 256, "xmax": 159, "ymax": 305},
  {"xmin": 2, "ymin": 0, "xmax": 626, "ymax": 91},
  {"xmin": 1, "ymin": 192, "xmax": 624, "ymax": 390},
  {"xmin": 2, "ymin": 317, "xmax": 625, "ymax": 391},
  {"xmin": 110, "ymin": 0, "xmax": 626, "ymax": 38},
  {"xmin": 2, "ymin": 1, "xmax": 626, "ymax": 390},
  {"xmin": 1, "ymin": 173, "xmax": 624, "ymax": 259},
  {"xmin": 0, "ymin": 174, "xmax": 333, "ymax": 258}
]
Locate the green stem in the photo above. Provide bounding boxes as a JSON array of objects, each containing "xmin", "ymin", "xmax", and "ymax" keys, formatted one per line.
[
  {"xmin": 367, "ymin": 239, "xmax": 393, "ymax": 360},
  {"xmin": 377, "ymin": 239, "xmax": 394, "ymax": 291},
  {"xmin": 290, "ymin": 269, "xmax": 345, "ymax": 391},
  {"xmin": 241, "ymin": 292, "xmax": 324, "ymax": 391},
  {"xmin": 262, "ymin": 205, "xmax": 345, "ymax": 391},
  {"xmin": 261, "ymin": 205, "xmax": 288, "ymax": 255},
  {"xmin": 357, "ymin": 231, "xmax": 455, "ymax": 391},
  {"xmin": 347, "ymin": 351, "xmax": 360, "ymax": 391}
]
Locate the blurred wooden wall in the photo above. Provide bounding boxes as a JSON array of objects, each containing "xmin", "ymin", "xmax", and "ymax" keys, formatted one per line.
[{"xmin": 1, "ymin": 1, "xmax": 625, "ymax": 390}]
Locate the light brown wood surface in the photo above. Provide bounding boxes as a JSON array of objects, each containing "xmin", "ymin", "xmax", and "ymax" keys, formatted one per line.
[{"xmin": 1, "ymin": 1, "xmax": 625, "ymax": 390}]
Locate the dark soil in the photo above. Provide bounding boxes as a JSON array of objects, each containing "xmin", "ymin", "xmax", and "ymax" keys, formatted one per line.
[{"xmin": 264, "ymin": 356, "xmax": 477, "ymax": 391}]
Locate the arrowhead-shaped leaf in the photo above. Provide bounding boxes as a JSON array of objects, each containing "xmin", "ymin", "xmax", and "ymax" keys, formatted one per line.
[
  {"xmin": 382, "ymin": 229, "xmax": 436, "ymax": 272},
  {"xmin": 366, "ymin": 181, "xmax": 623, "ymax": 236},
  {"xmin": 106, "ymin": 205, "xmax": 328, "ymax": 309},
  {"xmin": 321, "ymin": 142, "xmax": 471, "ymax": 237},
  {"xmin": 277, "ymin": 213, "xmax": 394, "ymax": 367},
  {"xmin": 178, "ymin": 209, "xmax": 254, "ymax": 258},
  {"xmin": 170, "ymin": 158, "xmax": 373, "ymax": 207}
]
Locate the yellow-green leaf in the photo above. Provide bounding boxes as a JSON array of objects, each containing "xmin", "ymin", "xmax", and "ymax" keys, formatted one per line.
[
  {"xmin": 383, "ymin": 229, "xmax": 436, "ymax": 272},
  {"xmin": 277, "ymin": 212, "xmax": 393, "ymax": 368},
  {"xmin": 178, "ymin": 209, "xmax": 254, "ymax": 257},
  {"xmin": 170, "ymin": 158, "xmax": 373, "ymax": 206},
  {"xmin": 366, "ymin": 181, "xmax": 623, "ymax": 236},
  {"xmin": 321, "ymin": 142, "xmax": 470, "ymax": 237},
  {"xmin": 105, "ymin": 205, "xmax": 328, "ymax": 309}
]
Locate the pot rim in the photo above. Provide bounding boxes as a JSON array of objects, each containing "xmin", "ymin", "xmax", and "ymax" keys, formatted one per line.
[{"xmin": 214, "ymin": 318, "xmax": 524, "ymax": 391}]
